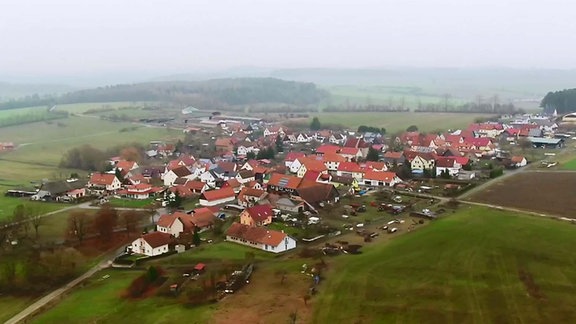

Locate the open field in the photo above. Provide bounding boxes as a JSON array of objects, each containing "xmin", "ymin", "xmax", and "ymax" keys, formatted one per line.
[
  {"xmin": 0, "ymin": 297, "xmax": 34, "ymax": 324},
  {"xmin": 560, "ymin": 157, "xmax": 576, "ymax": 170},
  {"xmin": 31, "ymin": 269, "xmax": 214, "ymax": 324},
  {"xmin": 466, "ymin": 172, "xmax": 576, "ymax": 217},
  {"xmin": 311, "ymin": 112, "xmax": 494, "ymax": 133},
  {"xmin": 313, "ymin": 205, "xmax": 576, "ymax": 323},
  {"xmin": 0, "ymin": 198, "xmax": 68, "ymax": 222}
]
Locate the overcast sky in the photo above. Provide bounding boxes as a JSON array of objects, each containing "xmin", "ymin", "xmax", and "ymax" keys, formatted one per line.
[{"xmin": 1, "ymin": 0, "xmax": 576, "ymax": 78}]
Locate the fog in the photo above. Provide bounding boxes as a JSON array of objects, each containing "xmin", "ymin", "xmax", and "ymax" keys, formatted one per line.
[{"xmin": 1, "ymin": 0, "xmax": 576, "ymax": 82}]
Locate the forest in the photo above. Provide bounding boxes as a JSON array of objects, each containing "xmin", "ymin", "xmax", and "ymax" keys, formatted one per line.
[
  {"xmin": 0, "ymin": 78, "xmax": 329, "ymax": 111},
  {"xmin": 540, "ymin": 88, "xmax": 576, "ymax": 114}
]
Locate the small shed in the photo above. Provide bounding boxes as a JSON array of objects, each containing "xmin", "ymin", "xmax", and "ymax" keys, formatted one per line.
[{"xmin": 194, "ymin": 263, "xmax": 206, "ymax": 273}]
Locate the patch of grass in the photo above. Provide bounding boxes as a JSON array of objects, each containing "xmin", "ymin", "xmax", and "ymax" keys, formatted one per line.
[
  {"xmin": 311, "ymin": 112, "xmax": 494, "ymax": 133},
  {"xmin": 0, "ymin": 197, "xmax": 68, "ymax": 222},
  {"xmin": 313, "ymin": 206, "xmax": 576, "ymax": 323},
  {"xmin": 108, "ymin": 198, "xmax": 155, "ymax": 209},
  {"xmin": 0, "ymin": 297, "xmax": 34, "ymax": 323},
  {"xmin": 561, "ymin": 158, "xmax": 576, "ymax": 170},
  {"xmin": 160, "ymin": 242, "xmax": 275, "ymax": 265},
  {"xmin": 31, "ymin": 269, "xmax": 214, "ymax": 324}
]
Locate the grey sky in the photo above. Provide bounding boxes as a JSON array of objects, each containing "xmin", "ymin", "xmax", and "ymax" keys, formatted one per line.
[{"xmin": 1, "ymin": 0, "xmax": 576, "ymax": 77}]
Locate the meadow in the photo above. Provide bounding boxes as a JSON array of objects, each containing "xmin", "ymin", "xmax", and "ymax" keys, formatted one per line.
[
  {"xmin": 313, "ymin": 205, "xmax": 576, "ymax": 323},
  {"xmin": 312, "ymin": 111, "xmax": 494, "ymax": 133}
]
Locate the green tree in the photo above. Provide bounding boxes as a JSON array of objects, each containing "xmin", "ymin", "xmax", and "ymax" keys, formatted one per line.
[
  {"xmin": 168, "ymin": 191, "xmax": 182, "ymax": 209},
  {"xmin": 406, "ymin": 125, "xmax": 418, "ymax": 132},
  {"xmin": 192, "ymin": 229, "xmax": 201, "ymax": 246},
  {"xmin": 246, "ymin": 151, "xmax": 256, "ymax": 160},
  {"xmin": 310, "ymin": 117, "xmax": 321, "ymax": 130},
  {"xmin": 366, "ymin": 147, "xmax": 380, "ymax": 162},
  {"xmin": 275, "ymin": 134, "xmax": 284, "ymax": 153}
]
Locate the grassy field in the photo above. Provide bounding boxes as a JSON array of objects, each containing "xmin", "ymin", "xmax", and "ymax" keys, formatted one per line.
[
  {"xmin": 0, "ymin": 199, "xmax": 68, "ymax": 222},
  {"xmin": 561, "ymin": 158, "xmax": 576, "ymax": 170},
  {"xmin": 312, "ymin": 112, "xmax": 494, "ymax": 133},
  {"xmin": 31, "ymin": 269, "xmax": 214, "ymax": 324},
  {"xmin": 313, "ymin": 205, "xmax": 576, "ymax": 323},
  {"xmin": 0, "ymin": 297, "xmax": 34, "ymax": 324}
]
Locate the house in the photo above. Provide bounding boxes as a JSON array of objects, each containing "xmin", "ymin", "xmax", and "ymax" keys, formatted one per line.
[
  {"xmin": 163, "ymin": 166, "xmax": 195, "ymax": 187},
  {"xmin": 186, "ymin": 180, "xmax": 208, "ymax": 194},
  {"xmin": 34, "ymin": 179, "xmax": 87, "ymax": 202},
  {"xmin": 263, "ymin": 125, "xmax": 286, "ymax": 137},
  {"xmin": 267, "ymin": 173, "xmax": 302, "ymax": 194},
  {"xmin": 236, "ymin": 142, "xmax": 255, "ymax": 156},
  {"xmin": 363, "ymin": 161, "xmax": 388, "ymax": 172},
  {"xmin": 237, "ymin": 187, "xmax": 267, "ymax": 208},
  {"xmin": 156, "ymin": 212, "xmax": 195, "ymax": 238},
  {"xmin": 118, "ymin": 183, "xmax": 161, "ymax": 199},
  {"xmin": 336, "ymin": 162, "xmax": 364, "ymax": 180},
  {"xmin": 215, "ymin": 138, "xmax": 233, "ymax": 153},
  {"xmin": 226, "ymin": 222, "xmax": 296, "ymax": 253},
  {"xmin": 382, "ymin": 151, "xmax": 405, "ymax": 166},
  {"xmin": 362, "ymin": 170, "xmax": 402, "ymax": 187},
  {"xmin": 322, "ymin": 153, "xmax": 346, "ymax": 171},
  {"xmin": 199, "ymin": 187, "xmax": 236, "ymax": 206},
  {"xmin": 435, "ymin": 157, "xmax": 461, "ymax": 177},
  {"xmin": 296, "ymin": 183, "xmax": 340, "ymax": 207},
  {"xmin": 510, "ymin": 156, "xmax": 527, "ymax": 167},
  {"xmin": 88, "ymin": 173, "xmax": 122, "ymax": 192},
  {"xmin": 315, "ymin": 144, "xmax": 340, "ymax": 155},
  {"xmin": 115, "ymin": 160, "xmax": 139, "ymax": 172},
  {"xmin": 222, "ymin": 178, "xmax": 242, "ymax": 194},
  {"xmin": 296, "ymin": 158, "xmax": 328, "ymax": 178},
  {"xmin": 284, "ymin": 152, "xmax": 306, "ymax": 169},
  {"xmin": 410, "ymin": 153, "xmax": 436, "ymax": 171},
  {"xmin": 338, "ymin": 147, "xmax": 363, "ymax": 161},
  {"xmin": 130, "ymin": 232, "xmax": 173, "ymax": 256},
  {"xmin": 275, "ymin": 197, "xmax": 308, "ymax": 213},
  {"xmin": 199, "ymin": 170, "xmax": 220, "ymax": 188},
  {"xmin": 240, "ymin": 204, "xmax": 274, "ymax": 227},
  {"xmin": 236, "ymin": 169, "xmax": 256, "ymax": 184},
  {"xmin": 190, "ymin": 208, "xmax": 217, "ymax": 231}
]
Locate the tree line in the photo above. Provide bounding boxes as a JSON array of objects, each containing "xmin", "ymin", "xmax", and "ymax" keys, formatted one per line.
[
  {"xmin": 59, "ymin": 143, "xmax": 146, "ymax": 171},
  {"xmin": 540, "ymin": 88, "xmax": 576, "ymax": 114}
]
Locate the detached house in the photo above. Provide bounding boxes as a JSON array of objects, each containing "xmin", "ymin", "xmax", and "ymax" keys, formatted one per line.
[
  {"xmin": 163, "ymin": 165, "xmax": 195, "ymax": 187},
  {"xmin": 156, "ymin": 212, "xmax": 195, "ymax": 238},
  {"xmin": 237, "ymin": 187, "xmax": 267, "ymax": 208},
  {"xmin": 336, "ymin": 162, "xmax": 364, "ymax": 180},
  {"xmin": 130, "ymin": 232, "xmax": 173, "ymax": 257},
  {"xmin": 296, "ymin": 158, "xmax": 328, "ymax": 178},
  {"xmin": 409, "ymin": 153, "xmax": 436, "ymax": 172},
  {"xmin": 435, "ymin": 157, "xmax": 461, "ymax": 177},
  {"xmin": 226, "ymin": 222, "xmax": 296, "ymax": 253},
  {"xmin": 240, "ymin": 204, "xmax": 274, "ymax": 227},
  {"xmin": 88, "ymin": 173, "xmax": 122, "ymax": 192},
  {"xmin": 267, "ymin": 173, "xmax": 302, "ymax": 195},
  {"xmin": 199, "ymin": 187, "xmax": 236, "ymax": 206},
  {"xmin": 284, "ymin": 152, "xmax": 306, "ymax": 169},
  {"xmin": 363, "ymin": 170, "xmax": 402, "ymax": 187}
]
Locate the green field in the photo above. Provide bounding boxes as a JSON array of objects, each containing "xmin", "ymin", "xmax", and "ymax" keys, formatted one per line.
[
  {"xmin": 0, "ymin": 297, "xmax": 34, "ymax": 324},
  {"xmin": 31, "ymin": 269, "xmax": 214, "ymax": 324},
  {"xmin": 312, "ymin": 112, "xmax": 494, "ymax": 133},
  {"xmin": 313, "ymin": 206, "xmax": 576, "ymax": 323},
  {"xmin": 561, "ymin": 158, "xmax": 576, "ymax": 170}
]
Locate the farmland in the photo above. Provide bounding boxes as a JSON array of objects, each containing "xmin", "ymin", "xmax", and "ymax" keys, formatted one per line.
[
  {"xmin": 311, "ymin": 112, "xmax": 495, "ymax": 133},
  {"xmin": 313, "ymin": 205, "xmax": 576, "ymax": 323},
  {"xmin": 466, "ymin": 172, "xmax": 576, "ymax": 217}
]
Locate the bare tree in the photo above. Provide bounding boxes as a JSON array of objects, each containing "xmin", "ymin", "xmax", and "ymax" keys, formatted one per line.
[
  {"xmin": 27, "ymin": 204, "xmax": 43, "ymax": 240},
  {"xmin": 67, "ymin": 211, "xmax": 88, "ymax": 242},
  {"xmin": 94, "ymin": 205, "xmax": 118, "ymax": 241},
  {"xmin": 122, "ymin": 210, "xmax": 140, "ymax": 235}
]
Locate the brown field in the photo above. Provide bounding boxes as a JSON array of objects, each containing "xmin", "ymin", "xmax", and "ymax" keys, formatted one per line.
[{"xmin": 468, "ymin": 172, "xmax": 576, "ymax": 217}]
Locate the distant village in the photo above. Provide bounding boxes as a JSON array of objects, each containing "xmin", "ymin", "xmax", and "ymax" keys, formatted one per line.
[{"xmin": 4, "ymin": 112, "xmax": 567, "ymax": 258}]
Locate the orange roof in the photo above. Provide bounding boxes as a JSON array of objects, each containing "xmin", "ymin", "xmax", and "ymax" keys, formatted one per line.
[
  {"xmin": 363, "ymin": 170, "xmax": 398, "ymax": 182},
  {"xmin": 141, "ymin": 232, "xmax": 173, "ymax": 248},
  {"xmin": 267, "ymin": 173, "xmax": 302, "ymax": 190},
  {"xmin": 339, "ymin": 147, "xmax": 360, "ymax": 155},
  {"xmin": 89, "ymin": 173, "xmax": 118, "ymax": 186},
  {"xmin": 511, "ymin": 156, "xmax": 525, "ymax": 163},
  {"xmin": 301, "ymin": 158, "xmax": 328, "ymax": 172},
  {"xmin": 337, "ymin": 161, "xmax": 364, "ymax": 173},
  {"xmin": 201, "ymin": 187, "xmax": 235, "ymax": 201},
  {"xmin": 316, "ymin": 144, "xmax": 340, "ymax": 154},
  {"xmin": 226, "ymin": 222, "xmax": 287, "ymax": 246},
  {"xmin": 215, "ymin": 138, "xmax": 232, "ymax": 147},
  {"xmin": 322, "ymin": 153, "xmax": 346, "ymax": 163},
  {"xmin": 116, "ymin": 160, "xmax": 136, "ymax": 171},
  {"xmin": 364, "ymin": 161, "xmax": 387, "ymax": 171}
]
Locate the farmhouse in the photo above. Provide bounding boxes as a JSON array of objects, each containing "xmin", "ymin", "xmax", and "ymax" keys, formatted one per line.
[
  {"xmin": 199, "ymin": 187, "xmax": 236, "ymax": 206},
  {"xmin": 34, "ymin": 179, "xmax": 87, "ymax": 202},
  {"xmin": 130, "ymin": 232, "xmax": 173, "ymax": 256},
  {"xmin": 226, "ymin": 222, "xmax": 296, "ymax": 253},
  {"xmin": 240, "ymin": 204, "xmax": 274, "ymax": 227}
]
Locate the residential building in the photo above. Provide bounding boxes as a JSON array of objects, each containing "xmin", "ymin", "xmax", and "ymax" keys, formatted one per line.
[
  {"xmin": 240, "ymin": 204, "xmax": 274, "ymax": 227},
  {"xmin": 226, "ymin": 222, "xmax": 296, "ymax": 253}
]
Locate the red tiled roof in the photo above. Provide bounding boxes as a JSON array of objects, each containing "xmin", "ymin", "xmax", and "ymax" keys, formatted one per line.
[
  {"xmin": 436, "ymin": 157, "xmax": 456, "ymax": 168},
  {"xmin": 201, "ymin": 187, "xmax": 236, "ymax": 201},
  {"xmin": 245, "ymin": 204, "xmax": 274, "ymax": 222},
  {"xmin": 364, "ymin": 161, "xmax": 387, "ymax": 171},
  {"xmin": 337, "ymin": 161, "xmax": 364, "ymax": 173},
  {"xmin": 267, "ymin": 173, "xmax": 302, "ymax": 190},
  {"xmin": 322, "ymin": 153, "xmax": 346, "ymax": 163},
  {"xmin": 303, "ymin": 171, "xmax": 321, "ymax": 182},
  {"xmin": 215, "ymin": 138, "xmax": 232, "ymax": 147},
  {"xmin": 301, "ymin": 158, "xmax": 328, "ymax": 172},
  {"xmin": 116, "ymin": 160, "xmax": 136, "ymax": 171},
  {"xmin": 185, "ymin": 180, "xmax": 206, "ymax": 191},
  {"xmin": 316, "ymin": 144, "xmax": 340, "ymax": 154},
  {"xmin": 90, "ymin": 173, "xmax": 118, "ymax": 186},
  {"xmin": 285, "ymin": 152, "xmax": 306, "ymax": 162},
  {"xmin": 363, "ymin": 170, "xmax": 398, "ymax": 182},
  {"xmin": 511, "ymin": 156, "xmax": 525, "ymax": 163},
  {"xmin": 142, "ymin": 231, "xmax": 173, "ymax": 248},
  {"xmin": 218, "ymin": 161, "xmax": 237, "ymax": 173},
  {"xmin": 339, "ymin": 147, "xmax": 360, "ymax": 155},
  {"xmin": 171, "ymin": 165, "xmax": 192, "ymax": 177},
  {"xmin": 383, "ymin": 151, "xmax": 404, "ymax": 159},
  {"xmin": 191, "ymin": 210, "xmax": 215, "ymax": 228},
  {"xmin": 454, "ymin": 157, "xmax": 469, "ymax": 165},
  {"xmin": 226, "ymin": 222, "xmax": 287, "ymax": 246}
]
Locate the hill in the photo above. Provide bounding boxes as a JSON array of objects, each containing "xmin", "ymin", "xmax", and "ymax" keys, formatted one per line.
[
  {"xmin": 314, "ymin": 206, "xmax": 576, "ymax": 323},
  {"xmin": 0, "ymin": 82, "xmax": 75, "ymax": 100}
]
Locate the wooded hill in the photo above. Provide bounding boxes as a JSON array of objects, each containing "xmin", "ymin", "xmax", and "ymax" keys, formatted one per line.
[
  {"xmin": 0, "ymin": 78, "xmax": 329, "ymax": 110},
  {"xmin": 541, "ymin": 88, "xmax": 576, "ymax": 114}
]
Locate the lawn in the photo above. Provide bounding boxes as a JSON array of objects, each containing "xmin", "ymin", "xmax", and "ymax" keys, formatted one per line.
[
  {"xmin": 0, "ymin": 197, "xmax": 68, "ymax": 222},
  {"xmin": 31, "ymin": 269, "xmax": 214, "ymax": 324},
  {"xmin": 311, "ymin": 112, "xmax": 494, "ymax": 133},
  {"xmin": 108, "ymin": 198, "xmax": 156, "ymax": 209},
  {"xmin": 313, "ymin": 205, "xmax": 576, "ymax": 323},
  {"xmin": 160, "ymin": 242, "xmax": 275, "ymax": 265},
  {"xmin": 0, "ymin": 297, "xmax": 34, "ymax": 324},
  {"xmin": 561, "ymin": 158, "xmax": 576, "ymax": 170}
]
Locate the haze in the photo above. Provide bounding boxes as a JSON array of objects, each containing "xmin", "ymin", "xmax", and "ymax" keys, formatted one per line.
[{"xmin": 1, "ymin": 0, "xmax": 576, "ymax": 80}]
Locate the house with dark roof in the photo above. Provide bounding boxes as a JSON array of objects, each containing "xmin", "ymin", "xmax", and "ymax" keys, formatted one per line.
[
  {"xmin": 163, "ymin": 165, "xmax": 195, "ymax": 187},
  {"xmin": 295, "ymin": 183, "xmax": 340, "ymax": 207},
  {"xmin": 34, "ymin": 179, "xmax": 88, "ymax": 202},
  {"xmin": 130, "ymin": 231, "xmax": 174, "ymax": 256},
  {"xmin": 226, "ymin": 222, "xmax": 296, "ymax": 253},
  {"xmin": 382, "ymin": 151, "xmax": 406, "ymax": 166},
  {"xmin": 240, "ymin": 204, "xmax": 274, "ymax": 227},
  {"xmin": 237, "ymin": 187, "xmax": 267, "ymax": 208}
]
